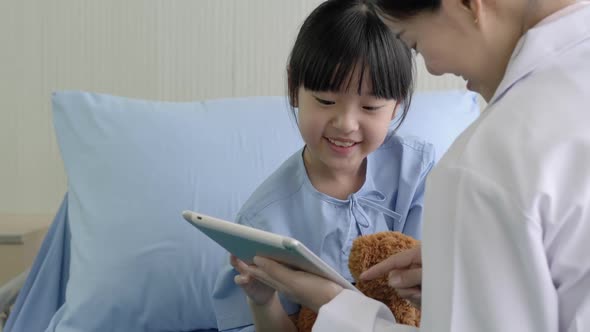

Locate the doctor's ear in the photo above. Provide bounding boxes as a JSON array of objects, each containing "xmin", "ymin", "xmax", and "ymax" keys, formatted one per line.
[{"xmin": 459, "ymin": 0, "xmax": 484, "ymax": 26}]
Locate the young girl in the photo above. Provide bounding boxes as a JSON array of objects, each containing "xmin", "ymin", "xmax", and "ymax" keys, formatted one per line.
[
  {"xmin": 236, "ymin": 0, "xmax": 590, "ymax": 331},
  {"xmin": 212, "ymin": 0, "xmax": 434, "ymax": 331}
]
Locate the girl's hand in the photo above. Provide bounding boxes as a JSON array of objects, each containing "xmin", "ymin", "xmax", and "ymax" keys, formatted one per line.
[
  {"xmin": 360, "ymin": 246, "xmax": 423, "ymax": 308},
  {"xmin": 245, "ymin": 256, "xmax": 343, "ymax": 313},
  {"xmin": 230, "ymin": 255, "xmax": 276, "ymax": 306}
]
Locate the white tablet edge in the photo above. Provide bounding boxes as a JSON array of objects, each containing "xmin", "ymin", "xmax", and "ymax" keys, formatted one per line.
[{"xmin": 182, "ymin": 210, "xmax": 360, "ymax": 293}]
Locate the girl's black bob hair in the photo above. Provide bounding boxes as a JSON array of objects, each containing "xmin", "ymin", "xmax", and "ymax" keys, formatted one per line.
[{"xmin": 287, "ymin": 0, "xmax": 415, "ymax": 127}]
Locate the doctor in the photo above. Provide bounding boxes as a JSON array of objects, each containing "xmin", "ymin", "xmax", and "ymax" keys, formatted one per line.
[{"xmin": 237, "ymin": 0, "xmax": 590, "ymax": 331}]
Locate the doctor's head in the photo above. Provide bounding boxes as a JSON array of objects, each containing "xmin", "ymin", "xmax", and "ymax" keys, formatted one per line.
[{"xmin": 375, "ymin": 0, "xmax": 577, "ymax": 101}]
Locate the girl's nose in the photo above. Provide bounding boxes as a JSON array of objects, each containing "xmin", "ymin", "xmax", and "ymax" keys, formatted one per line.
[{"xmin": 331, "ymin": 110, "xmax": 359, "ymax": 133}]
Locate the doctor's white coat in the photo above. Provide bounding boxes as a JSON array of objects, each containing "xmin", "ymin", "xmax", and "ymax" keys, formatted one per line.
[{"xmin": 314, "ymin": 3, "xmax": 590, "ymax": 332}]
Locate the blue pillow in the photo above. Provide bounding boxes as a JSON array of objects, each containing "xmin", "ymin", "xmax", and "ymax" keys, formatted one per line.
[
  {"xmin": 47, "ymin": 91, "xmax": 478, "ymax": 331},
  {"xmin": 48, "ymin": 92, "xmax": 303, "ymax": 331}
]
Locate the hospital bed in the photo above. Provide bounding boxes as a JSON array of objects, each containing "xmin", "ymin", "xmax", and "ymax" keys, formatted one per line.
[{"xmin": 0, "ymin": 91, "xmax": 479, "ymax": 332}]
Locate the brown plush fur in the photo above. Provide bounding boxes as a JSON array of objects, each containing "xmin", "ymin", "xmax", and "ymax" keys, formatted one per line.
[{"xmin": 296, "ymin": 231, "xmax": 421, "ymax": 331}]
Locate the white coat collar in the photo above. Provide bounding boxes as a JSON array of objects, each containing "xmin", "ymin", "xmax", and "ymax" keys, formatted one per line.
[{"xmin": 488, "ymin": 4, "xmax": 590, "ymax": 105}]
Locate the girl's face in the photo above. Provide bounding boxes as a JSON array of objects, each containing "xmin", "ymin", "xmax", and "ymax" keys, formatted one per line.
[
  {"xmin": 383, "ymin": 0, "xmax": 524, "ymax": 101},
  {"xmin": 296, "ymin": 72, "xmax": 398, "ymax": 176}
]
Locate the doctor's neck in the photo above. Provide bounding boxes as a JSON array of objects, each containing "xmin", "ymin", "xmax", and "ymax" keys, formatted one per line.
[
  {"xmin": 478, "ymin": 0, "xmax": 578, "ymax": 102},
  {"xmin": 519, "ymin": 0, "xmax": 578, "ymax": 32}
]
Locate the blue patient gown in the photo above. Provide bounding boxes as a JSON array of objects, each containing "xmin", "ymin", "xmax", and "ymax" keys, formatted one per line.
[{"xmin": 213, "ymin": 132, "xmax": 435, "ymax": 331}]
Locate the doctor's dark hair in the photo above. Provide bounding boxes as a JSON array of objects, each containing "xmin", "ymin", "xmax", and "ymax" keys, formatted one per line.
[
  {"xmin": 374, "ymin": 0, "xmax": 442, "ymax": 20},
  {"xmin": 287, "ymin": 0, "xmax": 415, "ymax": 128}
]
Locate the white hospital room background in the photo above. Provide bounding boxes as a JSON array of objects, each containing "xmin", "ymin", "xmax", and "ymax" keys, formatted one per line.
[
  {"xmin": 0, "ymin": 1, "xmax": 471, "ymax": 329},
  {"xmin": 0, "ymin": 0, "xmax": 469, "ymax": 216}
]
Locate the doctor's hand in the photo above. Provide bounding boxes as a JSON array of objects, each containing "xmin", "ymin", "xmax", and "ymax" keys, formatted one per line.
[
  {"xmin": 244, "ymin": 256, "xmax": 344, "ymax": 313},
  {"xmin": 360, "ymin": 245, "xmax": 422, "ymax": 309},
  {"xmin": 230, "ymin": 255, "xmax": 276, "ymax": 306}
]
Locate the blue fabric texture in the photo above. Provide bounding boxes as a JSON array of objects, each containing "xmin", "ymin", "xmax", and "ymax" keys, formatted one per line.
[{"xmin": 5, "ymin": 195, "xmax": 70, "ymax": 332}]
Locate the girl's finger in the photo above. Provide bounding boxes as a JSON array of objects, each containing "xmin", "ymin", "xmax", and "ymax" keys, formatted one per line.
[
  {"xmin": 253, "ymin": 256, "xmax": 297, "ymax": 280},
  {"xmin": 244, "ymin": 257, "xmax": 294, "ymax": 292},
  {"xmin": 243, "ymin": 264, "xmax": 277, "ymax": 288},
  {"xmin": 234, "ymin": 274, "xmax": 250, "ymax": 285},
  {"xmin": 230, "ymin": 255, "xmax": 240, "ymax": 268},
  {"xmin": 230, "ymin": 255, "xmax": 251, "ymax": 274}
]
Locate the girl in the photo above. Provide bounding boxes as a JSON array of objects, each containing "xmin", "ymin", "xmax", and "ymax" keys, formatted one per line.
[
  {"xmin": 239, "ymin": 0, "xmax": 590, "ymax": 331},
  {"xmin": 212, "ymin": 0, "xmax": 434, "ymax": 331}
]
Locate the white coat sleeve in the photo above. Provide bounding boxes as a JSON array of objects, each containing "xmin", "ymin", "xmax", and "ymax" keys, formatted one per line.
[{"xmin": 312, "ymin": 290, "xmax": 418, "ymax": 332}]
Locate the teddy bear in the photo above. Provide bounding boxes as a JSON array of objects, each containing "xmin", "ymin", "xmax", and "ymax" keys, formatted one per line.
[{"xmin": 295, "ymin": 231, "xmax": 421, "ymax": 331}]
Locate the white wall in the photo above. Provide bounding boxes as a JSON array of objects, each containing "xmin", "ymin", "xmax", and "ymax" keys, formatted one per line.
[{"xmin": 0, "ymin": 0, "xmax": 467, "ymax": 214}]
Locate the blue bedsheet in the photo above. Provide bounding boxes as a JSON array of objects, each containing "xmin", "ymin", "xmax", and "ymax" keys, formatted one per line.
[
  {"xmin": 5, "ymin": 195, "xmax": 70, "ymax": 332},
  {"xmin": 5, "ymin": 196, "xmax": 219, "ymax": 332}
]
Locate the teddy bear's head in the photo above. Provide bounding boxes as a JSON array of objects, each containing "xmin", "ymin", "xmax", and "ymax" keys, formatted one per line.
[{"xmin": 296, "ymin": 231, "xmax": 421, "ymax": 331}]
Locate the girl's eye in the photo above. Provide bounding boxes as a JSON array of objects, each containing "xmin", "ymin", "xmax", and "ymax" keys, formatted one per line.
[
  {"xmin": 315, "ymin": 97, "xmax": 335, "ymax": 105},
  {"xmin": 363, "ymin": 106, "xmax": 382, "ymax": 111}
]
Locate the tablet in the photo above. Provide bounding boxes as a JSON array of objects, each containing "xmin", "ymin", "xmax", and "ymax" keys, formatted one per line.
[{"xmin": 182, "ymin": 210, "xmax": 359, "ymax": 293}]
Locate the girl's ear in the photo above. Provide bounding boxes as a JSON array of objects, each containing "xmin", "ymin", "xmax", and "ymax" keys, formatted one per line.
[
  {"xmin": 391, "ymin": 101, "xmax": 400, "ymax": 120},
  {"xmin": 287, "ymin": 65, "xmax": 298, "ymax": 107}
]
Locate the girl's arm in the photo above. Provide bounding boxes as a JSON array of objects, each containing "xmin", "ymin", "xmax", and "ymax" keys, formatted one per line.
[
  {"xmin": 232, "ymin": 255, "xmax": 297, "ymax": 332},
  {"xmin": 247, "ymin": 292, "xmax": 297, "ymax": 332}
]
